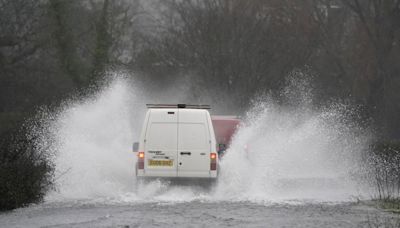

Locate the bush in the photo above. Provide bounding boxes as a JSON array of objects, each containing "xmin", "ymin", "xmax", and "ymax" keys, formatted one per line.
[
  {"xmin": 0, "ymin": 127, "xmax": 54, "ymax": 211},
  {"xmin": 365, "ymin": 141, "xmax": 400, "ymax": 201}
]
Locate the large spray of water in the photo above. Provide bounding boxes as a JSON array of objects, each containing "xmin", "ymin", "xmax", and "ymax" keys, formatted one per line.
[
  {"xmin": 215, "ymin": 78, "xmax": 370, "ymax": 202},
  {"xmin": 35, "ymin": 74, "xmax": 371, "ymax": 204}
]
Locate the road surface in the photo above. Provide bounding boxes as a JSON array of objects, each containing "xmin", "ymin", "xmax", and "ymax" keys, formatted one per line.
[{"xmin": 1, "ymin": 201, "xmax": 399, "ymax": 227}]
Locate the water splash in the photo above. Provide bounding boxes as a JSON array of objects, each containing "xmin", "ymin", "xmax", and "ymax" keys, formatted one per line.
[
  {"xmin": 34, "ymin": 74, "xmax": 371, "ymax": 204},
  {"xmin": 43, "ymin": 77, "xmax": 140, "ymax": 201},
  {"xmin": 215, "ymin": 83, "xmax": 370, "ymax": 202}
]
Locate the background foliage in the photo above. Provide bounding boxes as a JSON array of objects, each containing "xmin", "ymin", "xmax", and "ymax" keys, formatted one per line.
[{"xmin": 0, "ymin": 0, "xmax": 399, "ymax": 210}]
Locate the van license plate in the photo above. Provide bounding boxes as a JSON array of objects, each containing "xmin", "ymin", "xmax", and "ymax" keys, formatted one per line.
[{"xmin": 148, "ymin": 160, "xmax": 173, "ymax": 167}]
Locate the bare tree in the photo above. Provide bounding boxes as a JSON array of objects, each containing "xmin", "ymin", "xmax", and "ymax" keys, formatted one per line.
[
  {"xmin": 341, "ymin": 0, "xmax": 400, "ymax": 137},
  {"xmin": 135, "ymin": 0, "xmax": 320, "ymax": 110}
]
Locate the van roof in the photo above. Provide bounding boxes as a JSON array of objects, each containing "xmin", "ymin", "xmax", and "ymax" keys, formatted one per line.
[{"xmin": 146, "ymin": 104, "xmax": 210, "ymax": 109}]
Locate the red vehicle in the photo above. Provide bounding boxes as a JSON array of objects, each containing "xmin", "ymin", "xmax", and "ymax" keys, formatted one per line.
[{"xmin": 211, "ymin": 115, "xmax": 241, "ymax": 157}]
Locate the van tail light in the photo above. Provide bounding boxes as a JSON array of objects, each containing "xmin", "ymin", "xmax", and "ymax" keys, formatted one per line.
[
  {"xmin": 210, "ymin": 152, "xmax": 217, "ymax": 170},
  {"xmin": 138, "ymin": 152, "xmax": 145, "ymax": 169}
]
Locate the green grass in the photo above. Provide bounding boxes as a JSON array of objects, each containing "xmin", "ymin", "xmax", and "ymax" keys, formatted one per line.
[{"xmin": 373, "ymin": 199, "xmax": 400, "ymax": 214}]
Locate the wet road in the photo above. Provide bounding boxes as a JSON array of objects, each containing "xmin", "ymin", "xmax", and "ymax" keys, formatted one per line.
[{"xmin": 1, "ymin": 201, "xmax": 399, "ymax": 228}]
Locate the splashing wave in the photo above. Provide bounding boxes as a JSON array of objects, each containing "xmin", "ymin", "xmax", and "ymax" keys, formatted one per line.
[{"xmin": 34, "ymin": 75, "xmax": 371, "ymax": 204}]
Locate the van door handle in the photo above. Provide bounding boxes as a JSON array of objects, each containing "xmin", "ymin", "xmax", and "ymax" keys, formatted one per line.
[{"xmin": 180, "ymin": 152, "xmax": 191, "ymax": 155}]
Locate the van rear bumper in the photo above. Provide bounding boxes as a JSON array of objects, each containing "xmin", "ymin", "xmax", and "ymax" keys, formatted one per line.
[
  {"xmin": 136, "ymin": 169, "xmax": 217, "ymax": 179},
  {"xmin": 136, "ymin": 176, "xmax": 217, "ymax": 187}
]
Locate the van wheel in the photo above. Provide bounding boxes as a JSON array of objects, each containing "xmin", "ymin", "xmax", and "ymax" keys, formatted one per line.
[
  {"xmin": 135, "ymin": 163, "xmax": 138, "ymax": 176},
  {"xmin": 134, "ymin": 177, "xmax": 145, "ymax": 194},
  {"xmin": 210, "ymin": 178, "xmax": 218, "ymax": 188}
]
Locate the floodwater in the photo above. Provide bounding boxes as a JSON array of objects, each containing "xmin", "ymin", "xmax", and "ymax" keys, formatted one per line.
[
  {"xmin": 2, "ymin": 76, "xmax": 398, "ymax": 227},
  {"xmin": 1, "ymin": 200, "xmax": 399, "ymax": 227}
]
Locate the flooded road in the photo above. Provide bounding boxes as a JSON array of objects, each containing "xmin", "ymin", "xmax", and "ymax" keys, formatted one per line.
[
  {"xmin": 9, "ymin": 78, "xmax": 392, "ymax": 227},
  {"xmin": 1, "ymin": 201, "xmax": 399, "ymax": 227}
]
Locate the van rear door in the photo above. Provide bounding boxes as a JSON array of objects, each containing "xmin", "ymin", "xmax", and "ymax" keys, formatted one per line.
[
  {"xmin": 144, "ymin": 109, "xmax": 178, "ymax": 177},
  {"xmin": 177, "ymin": 110, "xmax": 211, "ymax": 177}
]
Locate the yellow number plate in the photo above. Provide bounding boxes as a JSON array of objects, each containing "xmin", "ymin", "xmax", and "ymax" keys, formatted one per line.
[{"xmin": 148, "ymin": 160, "xmax": 173, "ymax": 167}]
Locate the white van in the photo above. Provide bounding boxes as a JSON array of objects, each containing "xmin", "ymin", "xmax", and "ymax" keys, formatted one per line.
[{"xmin": 135, "ymin": 104, "xmax": 218, "ymax": 180}]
